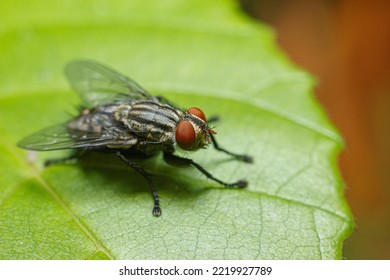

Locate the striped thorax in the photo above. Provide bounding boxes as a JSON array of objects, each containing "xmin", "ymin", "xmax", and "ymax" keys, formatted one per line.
[
  {"xmin": 115, "ymin": 100, "xmax": 184, "ymax": 144},
  {"xmin": 115, "ymin": 100, "xmax": 216, "ymax": 152}
]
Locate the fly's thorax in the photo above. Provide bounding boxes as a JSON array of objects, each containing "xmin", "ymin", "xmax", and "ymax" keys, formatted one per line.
[
  {"xmin": 116, "ymin": 100, "xmax": 184, "ymax": 144},
  {"xmin": 175, "ymin": 107, "xmax": 215, "ymax": 151}
]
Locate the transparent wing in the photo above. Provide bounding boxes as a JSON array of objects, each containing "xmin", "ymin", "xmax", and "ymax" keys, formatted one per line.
[
  {"xmin": 65, "ymin": 60, "xmax": 157, "ymax": 107},
  {"xmin": 17, "ymin": 123, "xmax": 126, "ymax": 151},
  {"xmin": 155, "ymin": 95, "xmax": 184, "ymax": 111}
]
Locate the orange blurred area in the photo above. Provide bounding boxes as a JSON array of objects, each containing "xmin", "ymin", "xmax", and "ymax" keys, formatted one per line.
[{"xmin": 240, "ymin": 0, "xmax": 390, "ymax": 259}]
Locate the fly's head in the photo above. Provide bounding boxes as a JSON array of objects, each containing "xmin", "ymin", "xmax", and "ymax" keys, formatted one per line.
[{"xmin": 175, "ymin": 107, "xmax": 216, "ymax": 151}]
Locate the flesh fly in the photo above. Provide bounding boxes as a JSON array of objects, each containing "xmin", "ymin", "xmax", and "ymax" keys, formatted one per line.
[{"xmin": 18, "ymin": 60, "xmax": 253, "ymax": 216}]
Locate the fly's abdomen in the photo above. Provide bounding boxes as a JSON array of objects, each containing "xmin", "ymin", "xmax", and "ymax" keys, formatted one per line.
[
  {"xmin": 116, "ymin": 100, "xmax": 183, "ymax": 143},
  {"xmin": 68, "ymin": 105, "xmax": 117, "ymax": 133}
]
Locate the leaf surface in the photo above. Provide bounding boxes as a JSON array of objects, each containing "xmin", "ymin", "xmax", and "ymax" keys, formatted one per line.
[{"xmin": 0, "ymin": 0, "xmax": 353, "ymax": 259}]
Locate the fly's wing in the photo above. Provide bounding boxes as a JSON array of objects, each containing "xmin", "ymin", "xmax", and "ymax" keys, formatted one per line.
[
  {"xmin": 17, "ymin": 123, "xmax": 131, "ymax": 151},
  {"xmin": 65, "ymin": 60, "xmax": 158, "ymax": 107},
  {"xmin": 155, "ymin": 95, "xmax": 184, "ymax": 111}
]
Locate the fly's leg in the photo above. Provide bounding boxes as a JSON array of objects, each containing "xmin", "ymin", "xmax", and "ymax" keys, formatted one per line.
[
  {"xmin": 207, "ymin": 115, "xmax": 220, "ymax": 124},
  {"xmin": 116, "ymin": 151, "xmax": 161, "ymax": 217},
  {"xmin": 209, "ymin": 133, "xmax": 253, "ymax": 163},
  {"xmin": 163, "ymin": 151, "xmax": 247, "ymax": 188},
  {"xmin": 207, "ymin": 116, "xmax": 253, "ymax": 163},
  {"xmin": 44, "ymin": 150, "xmax": 86, "ymax": 167}
]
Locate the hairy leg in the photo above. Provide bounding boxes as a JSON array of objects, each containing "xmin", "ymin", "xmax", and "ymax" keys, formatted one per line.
[
  {"xmin": 44, "ymin": 150, "xmax": 86, "ymax": 167},
  {"xmin": 116, "ymin": 151, "xmax": 161, "ymax": 217},
  {"xmin": 209, "ymin": 134, "xmax": 253, "ymax": 163},
  {"xmin": 163, "ymin": 151, "xmax": 247, "ymax": 188}
]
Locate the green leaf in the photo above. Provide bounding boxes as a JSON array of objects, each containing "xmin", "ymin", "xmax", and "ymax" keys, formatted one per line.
[{"xmin": 0, "ymin": 0, "xmax": 353, "ymax": 259}]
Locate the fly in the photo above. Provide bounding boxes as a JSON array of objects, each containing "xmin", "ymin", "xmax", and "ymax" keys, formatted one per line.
[{"xmin": 18, "ymin": 60, "xmax": 253, "ymax": 216}]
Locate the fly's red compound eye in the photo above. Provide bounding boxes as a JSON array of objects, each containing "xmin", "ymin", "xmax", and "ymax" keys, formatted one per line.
[
  {"xmin": 188, "ymin": 107, "xmax": 206, "ymax": 122},
  {"xmin": 176, "ymin": 120, "xmax": 196, "ymax": 150}
]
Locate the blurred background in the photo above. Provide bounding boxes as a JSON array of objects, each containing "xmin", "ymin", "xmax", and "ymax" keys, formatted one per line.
[{"xmin": 239, "ymin": 0, "xmax": 390, "ymax": 259}]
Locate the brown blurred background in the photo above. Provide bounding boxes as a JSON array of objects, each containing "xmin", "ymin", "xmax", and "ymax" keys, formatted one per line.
[{"xmin": 240, "ymin": 0, "xmax": 390, "ymax": 259}]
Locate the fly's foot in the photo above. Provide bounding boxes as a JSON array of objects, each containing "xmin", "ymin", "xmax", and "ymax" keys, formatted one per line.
[
  {"xmin": 224, "ymin": 179, "xmax": 248, "ymax": 189},
  {"xmin": 235, "ymin": 154, "xmax": 253, "ymax": 164},
  {"xmin": 152, "ymin": 206, "xmax": 162, "ymax": 217},
  {"xmin": 235, "ymin": 180, "xmax": 248, "ymax": 188}
]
